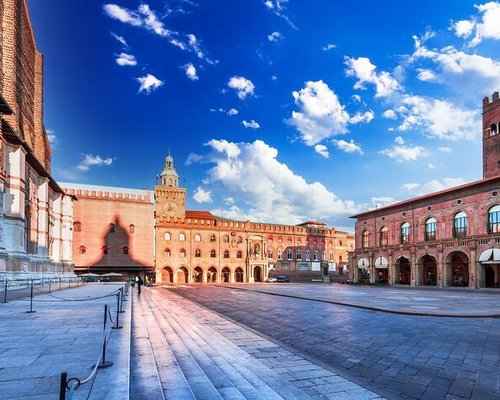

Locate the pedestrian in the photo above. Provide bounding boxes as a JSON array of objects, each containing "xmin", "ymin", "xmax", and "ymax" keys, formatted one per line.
[{"xmin": 136, "ymin": 275, "xmax": 144, "ymax": 295}]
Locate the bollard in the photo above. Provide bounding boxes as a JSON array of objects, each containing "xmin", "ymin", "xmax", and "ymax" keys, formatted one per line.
[
  {"xmin": 59, "ymin": 372, "xmax": 67, "ymax": 400},
  {"xmin": 48, "ymin": 278, "xmax": 52, "ymax": 293},
  {"xmin": 97, "ymin": 305, "xmax": 113, "ymax": 368},
  {"xmin": 26, "ymin": 280, "xmax": 36, "ymax": 313},
  {"xmin": 59, "ymin": 278, "xmax": 62, "ymax": 291},
  {"xmin": 2, "ymin": 279, "xmax": 8, "ymax": 303},
  {"xmin": 112, "ymin": 293, "xmax": 123, "ymax": 329},
  {"xmin": 118, "ymin": 288, "xmax": 125, "ymax": 313}
]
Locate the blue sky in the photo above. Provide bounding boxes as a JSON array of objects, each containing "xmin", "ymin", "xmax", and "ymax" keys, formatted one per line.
[{"xmin": 27, "ymin": 0, "xmax": 500, "ymax": 231}]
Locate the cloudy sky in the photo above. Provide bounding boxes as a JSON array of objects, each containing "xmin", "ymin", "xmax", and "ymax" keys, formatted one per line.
[{"xmin": 28, "ymin": 0, "xmax": 500, "ymax": 231}]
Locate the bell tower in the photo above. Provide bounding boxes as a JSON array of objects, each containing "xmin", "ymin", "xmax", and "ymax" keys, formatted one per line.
[
  {"xmin": 155, "ymin": 153, "xmax": 186, "ymax": 221},
  {"xmin": 483, "ymin": 91, "xmax": 500, "ymax": 179}
]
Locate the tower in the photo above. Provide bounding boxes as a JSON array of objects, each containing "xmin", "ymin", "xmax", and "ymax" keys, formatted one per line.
[
  {"xmin": 482, "ymin": 91, "xmax": 500, "ymax": 179},
  {"xmin": 155, "ymin": 153, "xmax": 186, "ymax": 221}
]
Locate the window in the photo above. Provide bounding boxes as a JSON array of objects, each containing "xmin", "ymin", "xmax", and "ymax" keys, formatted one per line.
[
  {"xmin": 313, "ymin": 250, "xmax": 319, "ymax": 261},
  {"xmin": 129, "ymin": 224, "xmax": 135, "ymax": 234},
  {"xmin": 488, "ymin": 205, "xmax": 500, "ymax": 233},
  {"xmin": 122, "ymin": 246, "xmax": 129, "ymax": 255},
  {"xmin": 210, "ymin": 234, "xmax": 216, "ymax": 242},
  {"xmin": 297, "ymin": 249, "xmax": 302, "ymax": 261},
  {"xmin": 195, "ymin": 249, "xmax": 201, "ymax": 257},
  {"xmin": 268, "ymin": 249, "xmax": 273, "ymax": 258},
  {"xmin": 491, "ymin": 123, "xmax": 498, "ymax": 136},
  {"xmin": 322, "ymin": 251, "xmax": 326, "ymax": 261},
  {"xmin": 305, "ymin": 249, "xmax": 311, "ymax": 261},
  {"xmin": 164, "ymin": 248, "xmax": 171, "ymax": 257},
  {"xmin": 194, "ymin": 234, "xmax": 201, "ymax": 242},
  {"xmin": 74, "ymin": 222, "xmax": 81, "ymax": 232},
  {"xmin": 79, "ymin": 245, "xmax": 86, "ymax": 255},
  {"xmin": 179, "ymin": 233, "xmax": 186, "ymax": 241},
  {"xmin": 379, "ymin": 226, "xmax": 389, "ymax": 246},
  {"xmin": 287, "ymin": 249, "xmax": 293, "ymax": 260},
  {"xmin": 109, "ymin": 223, "xmax": 115, "ymax": 233},
  {"xmin": 179, "ymin": 249, "xmax": 186, "ymax": 258},
  {"xmin": 329, "ymin": 251, "xmax": 334, "ymax": 260},
  {"xmin": 164, "ymin": 232, "xmax": 171, "ymax": 241},
  {"xmin": 224, "ymin": 250, "xmax": 230, "ymax": 258},
  {"xmin": 454, "ymin": 211, "xmax": 467, "ymax": 238},
  {"xmin": 339, "ymin": 255, "xmax": 343, "ymax": 262},
  {"xmin": 237, "ymin": 250, "xmax": 242, "ymax": 258},
  {"xmin": 223, "ymin": 235, "xmax": 229, "ymax": 243},
  {"xmin": 102, "ymin": 246, "xmax": 108, "ymax": 255},
  {"xmin": 339, "ymin": 240, "xmax": 343, "ymax": 246},
  {"xmin": 278, "ymin": 249, "xmax": 283, "ymax": 260},
  {"xmin": 210, "ymin": 249, "xmax": 216, "ymax": 258},
  {"xmin": 237, "ymin": 236, "xmax": 243, "ymax": 243},
  {"xmin": 425, "ymin": 217, "xmax": 437, "ymax": 241},
  {"xmin": 401, "ymin": 222, "xmax": 410, "ymax": 244},
  {"xmin": 362, "ymin": 230, "xmax": 369, "ymax": 248}
]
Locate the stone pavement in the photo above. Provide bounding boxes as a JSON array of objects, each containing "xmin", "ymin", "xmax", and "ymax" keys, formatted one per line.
[
  {"xmin": 131, "ymin": 286, "xmax": 384, "ymax": 399},
  {"xmin": 217, "ymin": 283, "xmax": 500, "ymax": 317},
  {"xmin": 0, "ymin": 283, "xmax": 130, "ymax": 400},
  {"xmin": 173, "ymin": 284, "xmax": 500, "ymax": 400}
]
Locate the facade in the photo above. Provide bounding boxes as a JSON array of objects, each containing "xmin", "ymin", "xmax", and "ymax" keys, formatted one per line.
[
  {"xmin": 61, "ymin": 183, "xmax": 154, "ymax": 277},
  {"xmin": 349, "ymin": 92, "xmax": 500, "ymax": 289},
  {"xmin": 154, "ymin": 155, "xmax": 354, "ymax": 284},
  {"xmin": 0, "ymin": 0, "xmax": 73, "ymax": 279}
]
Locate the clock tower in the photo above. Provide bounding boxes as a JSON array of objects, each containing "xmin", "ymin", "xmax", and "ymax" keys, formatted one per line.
[{"xmin": 155, "ymin": 153, "xmax": 186, "ymax": 221}]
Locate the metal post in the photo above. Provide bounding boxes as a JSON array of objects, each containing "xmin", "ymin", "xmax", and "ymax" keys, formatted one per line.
[
  {"xmin": 48, "ymin": 279, "xmax": 52, "ymax": 293},
  {"xmin": 98, "ymin": 305, "xmax": 113, "ymax": 368},
  {"xmin": 119, "ymin": 288, "xmax": 125, "ymax": 313},
  {"xmin": 2, "ymin": 279, "xmax": 8, "ymax": 303},
  {"xmin": 59, "ymin": 372, "xmax": 67, "ymax": 400},
  {"xmin": 59, "ymin": 278, "xmax": 62, "ymax": 290},
  {"xmin": 112, "ymin": 293, "xmax": 122, "ymax": 329},
  {"xmin": 26, "ymin": 280, "xmax": 36, "ymax": 313}
]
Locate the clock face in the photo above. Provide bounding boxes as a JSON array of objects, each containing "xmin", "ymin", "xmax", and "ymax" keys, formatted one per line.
[{"xmin": 163, "ymin": 201, "xmax": 178, "ymax": 216}]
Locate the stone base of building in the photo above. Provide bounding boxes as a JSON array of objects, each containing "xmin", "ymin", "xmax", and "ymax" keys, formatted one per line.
[{"xmin": 0, "ymin": 253, "xmax": 74, "ymax": 280}]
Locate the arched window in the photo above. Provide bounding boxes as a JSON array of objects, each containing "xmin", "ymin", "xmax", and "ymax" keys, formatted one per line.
[
  {"xmin": 79, "ymin": 245, "xmax": 86, "ymax": 254},
  {"xmin": 401, "ymin": 222, "xmax": 410, "ymax": 244},
  {"xmin": 329, "ymin": 251, "xmax": 334, "ymax": 260},
  {"xmin": 223, "ymin": 235, "xmax": 229, "ymax": 243},
  {"xmin": 305, "ymin": 249, "xmax": 311, "ymax": 261},
  {"xmin": 179, "ymin": 249, "xmax": 186, "ymax": 258},
  {"xmin": 210, "ymin": 234, "xmax": 216, "ymax": 242},
  {"xmin": 194, "ymin": 234, "xmax": 201, "ymax": 242},
  {"xmin": 179, "ymin": 233, "xmax": 186, "ymax": 241},
  {"xmin": 339, "ymin": 240, "xmax": 343, "ymax": 246},
  {"xmin": 195, "ymin": 249, "xmax": 201, "ymax": 257},
  {"xmin": 129, "ymin": 224, "xmax": 135, "ymax": 234},
  {"xmin": 237, "ymin": 236, "xmax": 243, "ymax": 243},
  {"xmin": 74, "ymin": 222, "xmax": 81, "ymax": 232},
  {"xmin": 488, "ymin": 205, "xmax": 500, "ymax": 233},
  {"xmin": 322, "ymin": 251, "xmax": 326, "ymax": 261},
  {"xmin": 164, "ymin": 232, "xmax": 171, "ymax": 241},
  {"xmin": 454, "ymin": 211, "xmax": 467, "ymax": 238},
  {"xmin": 287, "ymin": 248, "xmax": 293, "ymax": 260},
  {"xmin": 122, "ymin": 246, "xmax": 129, "ymax": 255},
  {"xmin": 268, "ymin": 248, "xmax": 273, "ymax": 258},
  {"xmin": 210, "ymin": 249, "xmax": 216, "ymax": 258},
  {"xmin": 254, "ymin": 244, "xmax": 260, "ymax": 255},
  {"xmin": 362, "ymin": 230, "xmax": 369, "ymax": 248},
  {"xmin": 102, "ymin": 246, "xmax": 108, "ymax": 255},
  {"xmin": 109, "ymin": 223, "xmax": 115, "ymax": 233},
  {"xmin": 379, "ymin": 226, "xmax": 389, "ymax": 246},
  {"xmin": 491, "ymin": 124, "xmax": 498, "ymax": 136},
  {"xmin": 277, "ymin": 249, "xmax": 283, "ymax": 260},
  {"xmin": 224, "ymin": 250, "xmax": 230, "ymax": 258},
  {"xmin": 297, "ymin": 249, "xmax": 302, "ymax": 260},
  {"xmin": 237, "ymin": 250, "xmax": 242, "ymax": 258},
  {"xmin": 425, "ymin": 217, "xmax": 437, "ymax": 241},
  {"xmin": 339, "ymin": 255, "xmax": 343, "ymax": 262},
  {"xmin": 164, "ymin": 248, "xmax": 171, "ymax": 257},
  {"xmin": 313, "ymin": 250, "xmax": 319, "ymax": 261}
]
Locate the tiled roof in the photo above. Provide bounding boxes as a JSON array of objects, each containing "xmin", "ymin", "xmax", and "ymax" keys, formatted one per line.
[{"xmin": 185, "ymin": 210, "xmax": 216, "ymax": 219}]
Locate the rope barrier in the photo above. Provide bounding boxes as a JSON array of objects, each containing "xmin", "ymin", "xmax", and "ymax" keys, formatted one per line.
[{"xmin": 33, "ymin": 286, "xmax": 120, "ymax": 302}]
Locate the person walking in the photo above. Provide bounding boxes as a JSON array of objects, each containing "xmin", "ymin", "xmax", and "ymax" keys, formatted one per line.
[{"xmin": 136, "ymin": 275, "xmax": 144, "ymax": 295}]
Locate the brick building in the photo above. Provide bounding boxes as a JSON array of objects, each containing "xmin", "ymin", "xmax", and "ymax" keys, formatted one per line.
[
  {"xmin": 154, "ymin": 155, "xmax": 354, "ymax": 284},
  {"xmin": 61, "ymin": 183, "xmax": 154, "ymax": 278},
  {"xmin": 349, "ymin": 92, "xmax": 500, "ymax": 289},
  {"xmin": 0, "ymin": 0, "xmax": 73, "ymax": 279}
]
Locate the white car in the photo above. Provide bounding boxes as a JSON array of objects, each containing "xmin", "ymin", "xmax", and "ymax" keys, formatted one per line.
[{"xmin": 266, "ymin": 277, "xmax": 277, "ymax": 282}]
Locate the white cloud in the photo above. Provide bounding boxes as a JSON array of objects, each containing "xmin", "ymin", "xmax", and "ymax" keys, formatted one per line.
[
  {"xmin": 267, "ymin": 31, "xmax": 282, "ymax": 42},
  {"xmin": 228, "ymin": 76, "xmax": 255, "ymax": 100},
  {"xmin": 103, "ymin": 4, "xmax": 142, "ymax": 26},
  {"xmin": 416, "ymin": 69, "xmax": 435, "ymax": 81},
  {"xmin": 185, "ymin": 153, "xmax": 203, "ymax": 165},
  {"xmin": 314, "ymin": 144, "xmax": 329, "ymax": 158},
  {"xmin": 427, "ymin": 163, "xmax": 435, "ymax": 169},
  {"xmin": 183, "ymin": 63, "xmax": 198, "ymax": 80},
  {"xmin": 383, "ymin": 109, "xmax": 397, "ymax": 119},
  {"xmin": 333, "ymin": 139, "xmax": 363, "ymax": 154},
  {"xmin": 271, "ymin": 75, "xmax": 278, "ymax": 81},
  {"xmin": 345, "ymin": 56, "xmax": 401, "ymax": 98},
  {"xmin": 351, "ymin": 94, "xmax": 362, "ymax": 103},
  {"xmin": 193, "ymin": 186, "xmax": 212, "ymax": 203},
  {"xmin": 242, "ymin": 120, "xmax": 260, "ymax": 129},
  {"xmin": 46, "ymin": 129, "xmax": 58, "ymax": 146},
  {"xmin": 322, "ymin": 43, "xmax": 336, "ymax": 51},
  {"xmin": 227, "ymin": 108, "xmax": 239, "ymax": 116},
  {"xmin": 115, "ymin": 52, "xmax": 137, "ymax": 66},
  {"xmin": 380, "ymin": 137, "xmax": 429, "ymax": 161},
  {"xmin": 402, "ymin": 178, "xmax": 466, "ymax": 196},
  {"xmin": 111, "ymin": 32, "xmax": 127, "ymax": 46},
  {"xmin": 451, "ymin": 20, "xmax": 476, "ymax": 39},
  {"xmin": 137, "ymin": 74, "xmax": 163, "ymax": 93},
  {"xmin": 103, "ymin": 3, "xmax": 170, "ymax": 36},
  {"xmin": 349, "ymin": 110, "xmax": 374, "ymax": 124},
  {"xmin": 402, "ymin": 183, "xmax": 420, "ymax": 191},
  {"xmin": 262, "ymin": 0, "xmax": 297, "ymax": 29},
  {"xmin": 371, "ymin": 196, "xmax": 395, "ymax": 207},
  {"xmin": 77, "ymin": 154, "xmax": 113, "ymax": 172},
  {"xmin": 200, "ymin": 139, "xmax": 359, "ymax": 224},
  {"xmin": 438, "ymin": 146, "xmax": 452, "ymax": 153},
  {"xmin": 139, "ymin": 3, "xmax": 170, "ymax": 36},
  {"xmin": 451, "ymin": 2, "xmax": 500, "ymax": 46}
]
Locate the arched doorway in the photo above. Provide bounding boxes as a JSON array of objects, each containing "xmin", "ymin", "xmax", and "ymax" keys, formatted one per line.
[
  {"xmin": 222, "ymin": 267, "xmax": 230, "ymax": 283},
  {"xmin": 421, "ymin": 255, "xmax": 437, "ymax": 286},
  {"xmin": 451, "ymin": 253, "xmax": 468, "ymax": 287},
  {"xmin": 162, "ymin": 267, "xmax": 173, "ymax": 283},
  {"xmin": 177, "ymin": 266, "xmax": 188, "ymax": 283},
  {"xmin": 207, "ymin": 267, "xmax": 217, "ymax": 283},
  {"xmin": 235, "ymin": 267, "xmax": 244, "ymax": 282},
  {"xmin": 254, "ymin": 266, "xmax": 262, "ymax": 282},
  {"xmin": 193, "ymin": 267, "xmax": 203, "ymax": 283},
  {"xmin": 485, "ymin": 266, "xmax": 495, "ymax": 288},
  {"xmin": 395, "ymin": 257, "xmax": 411, "ymax": 284}
]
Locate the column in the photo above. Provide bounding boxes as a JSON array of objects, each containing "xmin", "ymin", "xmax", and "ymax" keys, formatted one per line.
[
  {"xmin": 410, "ymin": 251, "xmax": 417, "ymax": 286},
  {"xmin": 36, "ymin": 179, "xmax": 49, "ymax": 258},
  {"xmin": 470, "ymin": 248, "xmax": 477, "ymax": 288},
  {"xmin": 369, "ymin": 253, "xmax": 375, "ymax": 284},
  {"xmin": 438, "ymin": 251, "xmax": 444, "ymax": 288}
]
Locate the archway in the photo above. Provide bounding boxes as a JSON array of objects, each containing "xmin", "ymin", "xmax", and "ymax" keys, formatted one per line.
[
  {"xmin": 162, "ymin": 266, "xmax": 173, "ymax": 283},
  {"xmin": 207, "ymin": 267, "xmax": 217, "ymax": 283},
  {"xmin": 177, "ymin": 266, "xmax": 188, "ymax": 283},
  {"xmin": 254, "ymin": 266, "xmax": 262, "ymax": 282},
  {"xmin": 222, "ymin": 267, "xmax": 230, "ymax": 283},
  {"xmin": 193, "ymin": 266, "xmax": 203, "ymax": 283},
  {"xmin": 485, "ymin": 266, "xmax": 495, "ymax": 288},
  {"xmin": 421, "ymin": 255, "xmax": 437, "ymax": 286},
  {"xmin": 395, "ymin": 257, "xmax": 411, "ymax": 285},
  {"xmin": 450, "ymin": 253, "xmax": 468, "ymax": 287},
  {"xmin": 235, "ymin": 267, "xmax": 244, "ymax": 282}
]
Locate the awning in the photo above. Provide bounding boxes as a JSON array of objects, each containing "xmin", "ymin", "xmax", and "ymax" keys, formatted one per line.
[
  {"xmin": 375, "ymin": 256, "xmax": 388, "ymax": 268},
  {"xmin": 357, "ymin": 258, "xmax": 369, "ymax": 269},
  {"xmin": 479, "ymin": 248, "xmax": 500, "ymax": 263}
]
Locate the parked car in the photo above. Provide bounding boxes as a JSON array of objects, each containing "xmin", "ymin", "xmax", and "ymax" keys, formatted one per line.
[
  {"xmin": 266, "ymin": 277, "xmax": 277, "ymax": 282},
  {"xmin": 276, "ymin": 275, "xmax": 289, "ymax": 282}
]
